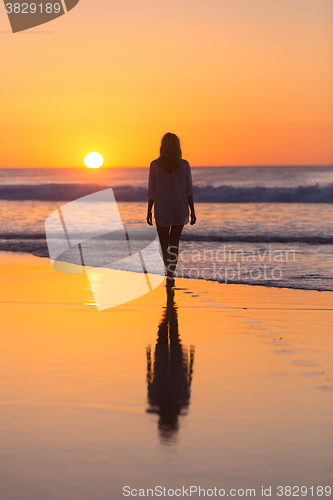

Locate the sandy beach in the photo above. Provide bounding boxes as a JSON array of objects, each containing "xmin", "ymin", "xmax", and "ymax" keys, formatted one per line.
[{"xmin": 0, "ymin": 251, "xmax": 332, "ymax": 499}]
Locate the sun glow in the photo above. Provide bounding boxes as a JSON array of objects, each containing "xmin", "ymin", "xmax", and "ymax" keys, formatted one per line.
[{"xmin": 84, "ymin": 152, "xmax": 104, "ymax": 169}]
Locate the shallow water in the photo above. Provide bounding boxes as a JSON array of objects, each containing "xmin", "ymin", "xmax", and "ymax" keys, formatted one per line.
[
  {"xmin": 1, "ymin": 166, "xmax": 333, "ymax": 291},
  {"xmin": 1, "ymin": 200, "xmax": 333, "ymax": 291}
]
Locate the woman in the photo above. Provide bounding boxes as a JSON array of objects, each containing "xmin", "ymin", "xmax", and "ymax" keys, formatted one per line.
[{"xmin": 147, "ymin": 133, "xmax": 196, "ymax": 288}]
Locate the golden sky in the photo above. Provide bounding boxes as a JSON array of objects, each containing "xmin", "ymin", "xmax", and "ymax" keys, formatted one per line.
[{"xmin": 0, "ymin": 0, "xmax": 332, "ymax": 167}]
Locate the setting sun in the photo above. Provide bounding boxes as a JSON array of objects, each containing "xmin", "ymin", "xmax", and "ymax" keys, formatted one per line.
[{"xmin": 84, "ymin": 152, "xmax": 104, "ymax": 169}]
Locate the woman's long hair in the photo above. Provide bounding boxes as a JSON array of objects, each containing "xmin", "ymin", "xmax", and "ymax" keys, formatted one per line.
[{"xmin": 157, "ymin": 133, "xmax": 182, "ymax": 173}]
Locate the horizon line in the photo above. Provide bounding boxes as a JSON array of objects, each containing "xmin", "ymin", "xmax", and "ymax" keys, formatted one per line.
[{"xmin": 1, "ymin": 164, "xmax": 333, "ymax": 169}]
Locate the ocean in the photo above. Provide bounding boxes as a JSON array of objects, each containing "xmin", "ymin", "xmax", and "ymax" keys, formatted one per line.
[{"xmin": 1, "ymin": 166, "xmax": 333, "ymax": 291}]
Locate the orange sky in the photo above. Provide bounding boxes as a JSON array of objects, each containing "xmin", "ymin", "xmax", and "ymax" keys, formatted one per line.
[{"xmin": 0, "ymin": 0, "xmax": 332, "ymax": 167}]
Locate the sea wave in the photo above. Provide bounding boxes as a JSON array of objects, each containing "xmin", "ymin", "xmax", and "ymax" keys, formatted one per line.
[
  {"xmin": 1, "ymin": 183, "xmax": 333, "ymax": 202},
  {"xmin": 0, "ymin": 241, "xmax": 331, "ymax": 293},
  {"xmin": 1, "ymin": 232, "xmax": 332, "ymax": 245},
  {"xmin": 1, "ymin": 233, "xmax": 332, "ymax": 293}
]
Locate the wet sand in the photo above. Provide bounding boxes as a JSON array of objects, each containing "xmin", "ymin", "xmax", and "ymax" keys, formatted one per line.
[{"xmin": 0, "ymin": 252, "xmax": 332, "ymax": 499}]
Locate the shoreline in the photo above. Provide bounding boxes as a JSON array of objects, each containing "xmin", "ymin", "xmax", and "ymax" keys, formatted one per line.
[
  {"xmin": 0, "ymin": 250, "xmax": 332, "ymax": 310},
  {"xmin": 1, "ymin": 249, "xmax": 333, "ymax": 296}
]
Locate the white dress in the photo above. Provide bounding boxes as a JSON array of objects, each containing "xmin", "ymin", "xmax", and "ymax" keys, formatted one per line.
[{"xmin": 147, "ymin": 159, "xmax": 193, "ymax": 227}]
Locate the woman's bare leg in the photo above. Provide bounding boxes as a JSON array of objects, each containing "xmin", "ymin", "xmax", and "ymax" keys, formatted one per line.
[
  {"xmin": 168, "ymin": 225, "xmax": 184, "ymax": 278},
  {"xmin": 156, "ymin": 223, "xmax": 171, "ymax": 275},
  {"xmin": 156, "ymin": 223, "xmax": 184, "ymax": 279}
]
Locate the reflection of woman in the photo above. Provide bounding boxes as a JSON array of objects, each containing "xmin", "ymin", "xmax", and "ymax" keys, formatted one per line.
[
  {"xmin": 146, "ymin": 292, "xmax": 195, "ymax": 443},
  {"xmin": 146, "ymin": 133, "xmax": 196, "ymax": 288}
]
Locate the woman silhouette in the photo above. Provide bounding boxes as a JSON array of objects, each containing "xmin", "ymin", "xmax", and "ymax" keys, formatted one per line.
[{"xmin": 147, "ymin": 133, "xmax": 196, "ymax": 288}]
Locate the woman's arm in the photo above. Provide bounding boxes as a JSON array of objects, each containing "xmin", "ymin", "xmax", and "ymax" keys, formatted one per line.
[
  {"xmin": 186, "ymin": 161, "xmax": 196, "ymax": 225},
  {"xmin": 188, "ymin": 195, "xmax": 196, "ymax": 225},
  {"xmin": 147, "ymin": 162, "xmax": 156, "ymax": 226},
  {"xmin": 147, "ymin": 198, "xmax": 154, "ymax": 226}
]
